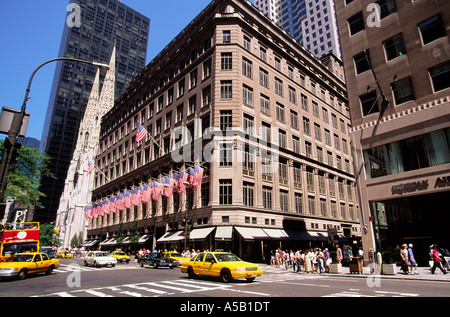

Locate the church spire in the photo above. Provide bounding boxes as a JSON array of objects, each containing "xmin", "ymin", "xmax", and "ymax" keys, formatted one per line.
[{"xmin": 98, "ymin": 45, "xmax": 116, "ymax": 115}]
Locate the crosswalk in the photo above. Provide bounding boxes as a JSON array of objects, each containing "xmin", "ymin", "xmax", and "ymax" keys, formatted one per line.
[
  {"xmin": 34, "ymin": 279, "xmax": 233, "ymax": 297},
  {"xmin": 323, "ymin": 290, "xmax": 420, "ymax": 298},
  {"xmin": 54, "ymin": 263, "xmax": 142, "ymax": 273}
]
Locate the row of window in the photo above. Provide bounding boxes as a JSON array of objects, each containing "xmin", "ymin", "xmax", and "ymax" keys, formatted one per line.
[{"xmin": 220, "ymin": 179, "xmax": 357, "ymax": 220}]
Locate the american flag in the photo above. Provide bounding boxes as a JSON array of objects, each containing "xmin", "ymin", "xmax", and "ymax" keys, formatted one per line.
[
  {"xmin": 136, "ymin": 123, "xmax": 148, "ymax": 144},
  {"xmin": 194, "ymin": 165, "xmax": 204, "ymax": 190},
  {"xmin": 86, "ymin": 161, "xmax": 95, "ymax": 175}
]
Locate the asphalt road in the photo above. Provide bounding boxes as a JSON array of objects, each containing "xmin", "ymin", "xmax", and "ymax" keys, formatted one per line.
[{"xmin": 0, "ymin": 258, "xmax": 449, "ymax": 299}]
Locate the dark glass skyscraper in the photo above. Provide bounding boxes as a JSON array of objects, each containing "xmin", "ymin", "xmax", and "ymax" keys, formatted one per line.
[{"xmin": 36, "ymin": 0, "xmax": 150, "ymax": 223}]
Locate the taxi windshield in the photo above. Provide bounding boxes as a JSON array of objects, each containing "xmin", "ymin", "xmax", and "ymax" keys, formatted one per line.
[
  {"xmin": 94, "ymin": 252, "xmax": 110, "ymax": 257},
  {"xmin": 214, "ymin": 253, "xmax": 242, "ymax": 262},
  {"xmin": 5, "ymin": 254, "xmax": 34, "ymax": 262},
  {"xmin": 115, "ymin": 252, "xmax": 126, "ymax": 255}
]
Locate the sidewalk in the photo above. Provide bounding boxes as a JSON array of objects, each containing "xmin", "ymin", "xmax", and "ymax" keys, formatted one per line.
[{"xmin": 261, "ymin": 264, "xmax": 450, "ymax": 282}]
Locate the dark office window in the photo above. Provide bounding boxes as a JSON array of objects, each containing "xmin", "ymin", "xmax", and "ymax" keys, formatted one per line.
[
  {"xmin": 360, "ymin": 91, "xmax": 379, "ymax": 116},
  {"xmin": 418, "ymin": 15, "xmax": 446, "ymax": 45},
  {"xmin": 383, "ymin": 34, "xmax": 406, "ymax": 60},
  {"xmin": 429, "ymin": 62, "xmax": 450, "ymax": 92},
  {"xmin": 348, "ymin": 12, "xmax": 365, "ymax": 35},
  {"xmin": 377, "ymin": 0, "xmax": 397, "ymax": 19},
  {"xmin": 354, "ymin": 50, "xmax": 371, "ymax": 74},
  {"xmin": 219, "ymin": 180, "xmax": 232, "ymax": 205},
  {"xmin": 392, "ymin": 77, "xmax": 415, "ymax": 105}
]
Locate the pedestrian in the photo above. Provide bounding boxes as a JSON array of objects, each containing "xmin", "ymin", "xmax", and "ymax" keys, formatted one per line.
[
  {"xmin": 336, "ymin": 245, "xmax": 342, "ymax": 264},
  {"xmin": 431, "ymin": 245, "xmax": 448, "ymax": 275},
  {"xmin": 312, "ymin": 249, "xmax": 319, "ymax": 273},
  {"xmin": 400, "ymin": 244, "xmax": 411, "ymax": 274},
  {"xmin": 324, "ymin": 248, "xmax": 331, "ymax": 273},
  {"xmin": 270, "ymin": 250, "xmax": 276, "ymax": 266},
  {"xmin": 408, "ymin": 244, "xmax": 419, "ymax": 275},
  {"xmin": 304, "ymin": 250, "xmax": 312, "ymax": 273},
  {"xmin": 295, "ymin": 249, "xmax": 302, "ymax": 272},
  {"xmin": 347, "ymin": 246, "xmax": 353, "ymax": 259},
  {"xmin": 358, "ymin": 247, "xmax": 364, "ymax": 258},
  {"xmin": 318, "ymin": 248, "xmax": 324, "ymax": 274}
]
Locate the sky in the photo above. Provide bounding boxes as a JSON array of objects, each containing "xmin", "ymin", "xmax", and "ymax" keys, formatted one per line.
[{"xmin": 0, "ymin": 0, "xmax": 229, "ymax": 142}]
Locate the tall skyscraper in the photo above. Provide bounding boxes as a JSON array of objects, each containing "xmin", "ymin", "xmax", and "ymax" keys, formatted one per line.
[
  {"xmin": 335, "ymin": 0, "xmax": 450, "ymax": 265},
  {"xmin": 36, "ymin": 0, "xmax": 150, "ymax": 224},
  {"xmin": 254, "ymin": 0, "xmax": 342, "ymax": 60}
]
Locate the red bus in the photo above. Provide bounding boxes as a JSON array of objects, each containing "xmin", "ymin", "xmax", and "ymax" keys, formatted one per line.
[{"xmin": 0, "ymin": 222, "xmax": 40, "ymax": 261}]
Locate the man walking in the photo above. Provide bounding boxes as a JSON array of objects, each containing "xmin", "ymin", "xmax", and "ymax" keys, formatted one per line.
[{"xmin": 431, "ymin": 245, "xmax": 447, "ymax": 275}]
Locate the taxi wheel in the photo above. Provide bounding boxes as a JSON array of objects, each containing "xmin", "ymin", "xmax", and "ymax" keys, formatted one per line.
[
  {"xmin": 18, "ymin": 269, "xmax": 28, "ymax": 280},
  {"xmin": 220, "ymin": 269, "xmax": 233, "ymax": 283},
  {"xmin": 187, "ymin": 267, "xmax": 197, "ymax": 279},
  {"xmin": 45, "ymin": 265, "xmax": 55, "ymax": 275},
  {"xmin": 246, "ymin": 277, "xmax": 255, "ymax": 283}
]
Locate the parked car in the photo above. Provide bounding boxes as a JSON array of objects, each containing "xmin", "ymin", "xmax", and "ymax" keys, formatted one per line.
[
  {"xmin": 0, "ymin": 252, "xmax": 60, "ymax": 280},
  {"xmin": 180, "ymin": 252, "xmax": 263, "ymax": 283},
  {"xmin": 138, "ymin": 252, "xmax": 175, "ymax": 269},
  {"xmin": 111, "ymin": 251, "xmax": 130, "ymax": 263},
  {"xmin": 84, "ymin": 251, "xmax": 117, "ymax": 268},
  {"xmin": 57, "ymin": 251, "xmax": 72, "ymax": 259}
]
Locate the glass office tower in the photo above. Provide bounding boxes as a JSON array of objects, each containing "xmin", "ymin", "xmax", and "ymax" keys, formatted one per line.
[{"xmin": 36, "ymin": 0, "xmax": 150, "ymax": 223}]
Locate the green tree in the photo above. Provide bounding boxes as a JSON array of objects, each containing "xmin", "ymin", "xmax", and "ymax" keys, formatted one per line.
[
  {"xmin": 1, "ymin": 140, "xmax": 55, "ymax": 209},
  {"xmin": 70, "ymin": 232, "xmax": 84, "ymax": 249},
  {"xmin": 116, "ymin": 222, "xmax": 125, "ymax": 249},
  {"xmin": 40, "ymin": 223, "xmax": 60, "ymax": 247}
]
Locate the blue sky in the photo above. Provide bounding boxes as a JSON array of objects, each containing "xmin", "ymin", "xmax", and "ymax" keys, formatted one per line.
[{"xmin": 0, "ymin": 0, "xmax": 224, "ymax": 141}]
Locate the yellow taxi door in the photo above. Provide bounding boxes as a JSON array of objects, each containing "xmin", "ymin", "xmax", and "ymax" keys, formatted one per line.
[
  {"xmin": 203, "ymin": 253, "xmax": 219, "ymax": 277},
  {"xmin": 192, "ymin": 253, "xmax": 205, "ymax": 275},
  {"xmin": 32, "ymin": 254, "xmax": 44, "ymax": 273}
]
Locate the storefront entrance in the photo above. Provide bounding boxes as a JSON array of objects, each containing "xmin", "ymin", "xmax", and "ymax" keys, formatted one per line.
[{"xmin": 371, "ymin": 191, "xmax": 449, "ymax": 266}]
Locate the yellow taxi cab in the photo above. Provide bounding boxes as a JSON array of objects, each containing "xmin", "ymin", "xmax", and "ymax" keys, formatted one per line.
[
  {"xmin": 162, "ymin": 251, "xmax": 189, "ymax": 266},
  {"xmin": 57, "ymin": 251, "xmax": 72, "ymax": 259},
  {"xmin": 0, "ymin": 252, "xmax": 60, "ymax": 280},
  {"xmin": 180, "ymin": 252, "xmax": 263, "ymax": 283},
  {"xmin": 111, "ymin": 251, "xmax": 130, "ymax": 263}
]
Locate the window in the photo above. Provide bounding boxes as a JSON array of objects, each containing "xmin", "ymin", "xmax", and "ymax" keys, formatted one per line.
[
  {"xmin": 219, "ymin": 180, "xmax": 232, "ymax": 205},
  {"xmin": 262, "ymin": 186, "xmax": 272, "ymax": 209},
  {"xmin": 260, "ymin": 68, "xmax": 269, "ymax": 88},
  {"xmin": 354, "ymin": 51, "xmax": 371, "ymax": 74},
  {"xmin": 203, "ymin": 59, "xmax": 211, "ymax": 79},
  {"xmin": 279, "ymin": 130, "xmax": 287, "ymax": 148},
  {"xmin": 243, "ymin": 85, "xmax": 253, "ymax": 106},
  {"xmin": 242, "ymin": 58, "xmax": 253, "ymax": 78},
  {"xmin": 261, "ymin": 122, "xmax": 271, "ymax": 143},
  {"xmin": 295, "ymin": 193, "xmax": 303, "ymax": 214},
  {"xmin": 260, "ymin": 94, "xmax": 270, "ymax": 115},
  {"xmin": 223, "ymin": 30, "xmax": 231, "ymax": 43},
  {"xmin": 202, "ymin": 86, "xmax": 211, "ymax": 107},
  {"xmin": 363, "ymin": 128, "xmax": 450, "ymax": 179},
  {"xmin": 243, "ymin": 182, "xmax": 254, "ymax": 207},
  {"xmin": 275, "ymin": 78, "xmax": 283, "ymax": 96},
  {"xmin": 289, "ymin": 86, "xmax": 296, "ymax": 104},
  {"xmin": 418, "ymin": 15, "xmax": 446, "ymax": 45},
  {"xmin": 391, "ymin": 77, "xmax": 415, "ymax": 105},
  {"xmin": 219, "ymin": 143, "xmax": 232, "ymax": 166},
  {"xmin": 190, "ymin": 70, "xmax": 197, "ymax": 89},
  {"xmin": 360, "ymin": 91, "xmax": 379, "ymax": 116},
  {"xmin": 290, "ymin": 110, "xmax": 298, "ymax": 130},
  {"xmin": 303, "ymin": 117, "xmax": 310, "ymax": 136},
  {"xmin": 429, "ymin": 62, "xmax": 450, "ymax": 92},
  {"xmin": 243, "ymin": 114, "xmax": 254, "ymax": 136},
  {"xmin": 221, "ymin": 53, "xmax": 232, "ymax": 70},
  {"xmin": 220, "ymin": 81, "xmax": 232, "ymax": 99},
  {"xmin": 348, "ymin": 12, "xmax": 365, "ymax": 35},
  {"xmin": 347, "ymin": 12, "xmax": 365, "ymax": 35},
  {"xmin": 220, "ymin": 110, "xmax": 232, "ymax": 130},
  {"xmin": 280, "ymin": 190, "xmax": 289, "ymax": 212},
  {"xmin": 308, "ymin": 196, "xmax": 316, "ymax": 215},
  {"xmin": 243, "ymin": 34, "xmax": 251, "ymax": 51},
  {"xmin": 276, "ymin": 103, "xmax": 285, "ymax": 122},
  {"xmin": 383, "ymin": 34, "xmax": 406, "ymax": 61},
  {"xmin": 377, "ymin": 0, "xmax": 397, "ymax": 19}
]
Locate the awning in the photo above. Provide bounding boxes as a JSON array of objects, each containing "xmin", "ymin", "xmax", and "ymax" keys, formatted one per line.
[
  {"xmin": 138, "ymin": 234, "xmax": 153, "ymax": 244},
  {"xmin": 81, "ymin": 240, "xmax": 99, "ymax": 247},
  {"xmin": 215, "ymin": 226, "xmax": 233, "ymax": 241},
  {"xmin": 263, "ymin": 228, "xmax": 290, "ymax": 240},
  {"xmin": 100, "ymin": 238, "xmax": 114, "ymax": 246},
  {"xmin": 157, "ymin": 231, "xmax": 185, "ymax": 243},
  {"xmin": 285, "ymin": 231, "xmax": 328, "ymax": 241},
  {"xmin": 235, "ymin": 227, "xmax": 269, "ymax": 240},
  {"xmin": 189, "ymin": 227, "xmax": 215, "ymax": 240}
]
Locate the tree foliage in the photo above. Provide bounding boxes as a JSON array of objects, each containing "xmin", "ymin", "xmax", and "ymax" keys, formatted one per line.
[
  {"xmin": 1, "ymin": 140, "xmax": 55, "ymax": 209},
  {"xmin": 40, "ymin": 223, "xmax": 60, "ymax": 247}
]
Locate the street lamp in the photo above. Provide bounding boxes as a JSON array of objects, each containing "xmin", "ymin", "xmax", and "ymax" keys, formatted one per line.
[{"xmin": 0, "ymin": 57, "xmax": 110, "ymax": 204}]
